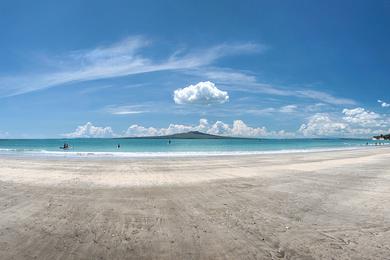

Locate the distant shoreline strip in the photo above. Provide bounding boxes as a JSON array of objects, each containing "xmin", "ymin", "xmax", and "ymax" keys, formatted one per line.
[{"xmin": 0, "ymin": 146, "xmax": 384, "ymax": 159}]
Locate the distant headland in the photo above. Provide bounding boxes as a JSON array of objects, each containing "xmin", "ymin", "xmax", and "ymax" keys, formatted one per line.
[
  {"xmin": 117, "ymin": 131, "xmax": 255, "ymax": 140},
  {"xmin": 373, "ymin": 134, "xmax": 390, "ymax": 140}
]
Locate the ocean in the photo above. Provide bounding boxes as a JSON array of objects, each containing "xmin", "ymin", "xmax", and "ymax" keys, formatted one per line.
[{"xmin": 0, "ymin": 138, "xmax": 384, "ymax": 158}]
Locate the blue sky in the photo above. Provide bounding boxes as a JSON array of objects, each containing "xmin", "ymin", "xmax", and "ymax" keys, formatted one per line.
[{"xmin": 0, "ymin": 0, "xmax": 389, "ymax": 138}]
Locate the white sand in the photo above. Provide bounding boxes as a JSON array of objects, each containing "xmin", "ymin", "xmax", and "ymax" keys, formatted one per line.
[
  {"xmin": 0, "ymin": 147, "xmax": 389, "ymax": 187},
  {"xmin": 0, "ymin": 147, "xmax": 389, "ymax": 259}
]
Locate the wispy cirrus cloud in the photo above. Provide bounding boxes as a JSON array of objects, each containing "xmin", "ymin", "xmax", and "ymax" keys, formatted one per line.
[
  {"xmin": 0, "ymin": 131, "xmax": 10, "ymax": 139},
  {"xmin": 296, "ymin": 90, "xmax": 355, "ymax": 106},
  {"xmin": 279, "ymin": 105, "xmax": 298, "ymax": 113},
  {"xmin": 111, "ymin": 111, "xmax": 145, "ymax": 115},
  {"xmin": 188, "ymin": 67, "xmax": 356, "ymax": 105},
  {"xmin": 0, "ymin": 37, "xmax": 262, "ymax": 97},
  {"xmin": 189, "ymin": 67, "xmax": 257, "ymax": 84},
  {"xmin": 104, "ymin": 104, "xmax": 149, "ymax": 115},
  {"xmin": 1, "ymin": 36, "xmax": 356, "ymax": 107}
]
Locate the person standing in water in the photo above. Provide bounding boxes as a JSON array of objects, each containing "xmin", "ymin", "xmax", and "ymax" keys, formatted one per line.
[
  {"xmin": 117, "ymin": 144, "xmax": 121, "ymax": 149},
  {"xmin": 60, "ymin": 143, "xmax": 69, "ymax": 150}
]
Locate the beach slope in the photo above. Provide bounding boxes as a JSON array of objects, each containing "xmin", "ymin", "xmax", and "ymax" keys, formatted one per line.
[{"xmin": 0, "ymin": 148, "xmax": 389, "ymax": 259}]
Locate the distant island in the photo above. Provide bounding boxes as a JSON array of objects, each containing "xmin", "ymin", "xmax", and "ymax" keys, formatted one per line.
[
  {"xmin": 118, "ymin": 131, "xmax": 255, "ymax": 139},
  {"xmin": 373, "ymin": 134, "xmax": 390, "ymax": 140}
]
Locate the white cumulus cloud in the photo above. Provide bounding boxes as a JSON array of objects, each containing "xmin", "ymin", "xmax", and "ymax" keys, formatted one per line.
[
  {"xmin": 299, "ymin": 114, "xmax": 349, "ymax": 137},
  {"xmin": 299, "ymin": 107, "xmax": 390, "ymax": 137},
  {"xmin": 342, "ymin": 107, "xmax": 384, "ymax": 127},
  {"xmin": 230, "ymin": 120, "xmax": 269, "ymax": 137},
  {"xmin": 173, "ymin": 81, "xmax": 229, "ymax": 105},
  {"xmin": 124, "ymin": 118, "xmax": 294, "ymax": 138},
  {"xmin": 378, "ymin": 99, "xmax": 390, "ymax": 108},
  {"xmin": 63, "ymin": 122, "xmax": 115, "ymax": 138},
  {"xmin": 63, "ymin": 106, "xmax": 389, "ymax": 139}
]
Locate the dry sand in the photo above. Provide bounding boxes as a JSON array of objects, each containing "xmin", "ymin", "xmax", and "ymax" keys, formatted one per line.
[{"xmin": 0, "ymin": 148, "xmax": 389, "ymax": 259}]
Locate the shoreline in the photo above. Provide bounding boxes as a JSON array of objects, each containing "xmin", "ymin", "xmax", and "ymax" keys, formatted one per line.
[
  {"xmin": 0, "ymin": 147, "xmax": 389, "ymax": 259},
  {"xmin": 0, "ymin": 147, "xmax": 389, "ymax": 188},
  {"xmin": 0, "ymin": 144, "xmax": 386, "ymax": 160}
]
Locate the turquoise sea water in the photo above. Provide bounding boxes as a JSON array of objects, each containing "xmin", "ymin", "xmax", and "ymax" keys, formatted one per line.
[{"xmin": 0, "ymin": 138, "xmax": 385, "ymax": 158}]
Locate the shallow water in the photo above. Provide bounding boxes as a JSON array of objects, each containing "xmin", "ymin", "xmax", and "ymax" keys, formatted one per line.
[{"xmin": 0, "ymin": 138, "xmax": 385, "ymax": 158}]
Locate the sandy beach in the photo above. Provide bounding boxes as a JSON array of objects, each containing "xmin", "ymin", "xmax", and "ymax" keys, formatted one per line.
[{"xmin": 0, "ymin": 148, "xmax": 389, "ymax": 259}]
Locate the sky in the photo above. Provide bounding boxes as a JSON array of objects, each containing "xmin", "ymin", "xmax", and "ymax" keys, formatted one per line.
[{"xmin": 0, "ymin": 0, "xmax": 389, "ymax": 138}]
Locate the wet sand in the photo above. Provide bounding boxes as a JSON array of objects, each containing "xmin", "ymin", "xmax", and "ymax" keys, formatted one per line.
[{"xmin": 0, "ymin": 148, "xmax": 389, "ymax": 259}]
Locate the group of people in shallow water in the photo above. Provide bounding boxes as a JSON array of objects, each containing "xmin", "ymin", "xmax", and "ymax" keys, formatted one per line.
[
  {"xmin": 60, "ymin": 143, "xmax": 70, "ymax": 150},
  {"xmin": 366, "ymin": 142, "xmax": 388, "ymax": 146},
  {"xmin": 373, "ymin": 142, "xmax": 386, "ymax": 146}
]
